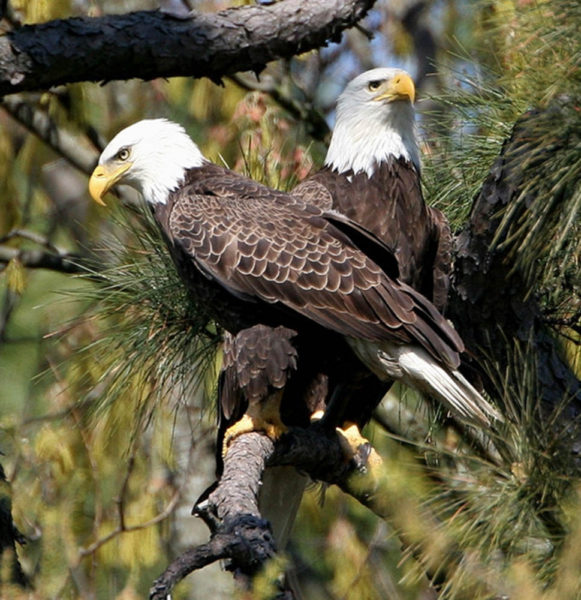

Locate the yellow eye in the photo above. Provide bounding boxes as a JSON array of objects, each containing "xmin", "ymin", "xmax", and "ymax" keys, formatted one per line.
[
  {"xmin": 117, "ymin": 148, "xmax": 130, "ymax": 161},
  {"xmin": 368, "ymin": 80, "xmax": 382, "ymax": 91}
]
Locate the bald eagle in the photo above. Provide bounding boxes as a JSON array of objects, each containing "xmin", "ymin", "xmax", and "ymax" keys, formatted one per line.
[
  {"xmin": 221, "ymin": 68, "xmax": 455, "ymax": 442},
  {"xmin": 293, "ymin": 68, "xmax": 452, "ymax": 311},
  {"xmin": 89, "ymin": 118, "xmax": 500, "ymax": 428}
]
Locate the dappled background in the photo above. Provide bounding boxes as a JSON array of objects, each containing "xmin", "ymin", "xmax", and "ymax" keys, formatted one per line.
[{"xmin": 0, "ymin": 0, "xmax": 580, "ymax": 598}]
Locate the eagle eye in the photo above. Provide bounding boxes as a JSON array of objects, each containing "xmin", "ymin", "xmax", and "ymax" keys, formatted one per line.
[
  {"xmin": 117, "ymin": 147, "xmax": 130, "ymax": 161},
  {"xmin": 367, "ymin": 80, "xmax": 382, "ymax": 92}
]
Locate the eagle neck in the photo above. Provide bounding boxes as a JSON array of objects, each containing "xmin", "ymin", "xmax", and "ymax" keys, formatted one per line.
[
  {"xmin": 325, "ymin": 102, "xmax": 420, "ymax": 178},
  {"xmin": 140, "ymin": 154, "xmax": 206, "ymax": 206}
]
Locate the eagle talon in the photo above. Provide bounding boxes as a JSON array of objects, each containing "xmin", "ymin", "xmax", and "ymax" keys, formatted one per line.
[
  {"xmin": 222, "ymin": 409, "xmax": 288, "ymax": 457},
  {"xmin": 310, "ymin": 409, "xmax": 325, "ymax": 422},
  {"xmin": 336, "ymin": 421, "xmax": 383, "ymax": 475}
]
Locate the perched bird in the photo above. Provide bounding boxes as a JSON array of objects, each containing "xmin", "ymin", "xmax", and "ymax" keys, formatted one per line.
[
  {"xmin": 219, "ymin": 69, "xmax": 455, "ymax": 452},
  {"xmin": 89, "ymin": 118, "xmax": 501, "ymax": 567},
  {"xmin": 288, "ymin": 67, "xmax": 454, "ymax": 431},
  {"xmin": 294, "ymin": 67, "xmax": 452, "ymax": 311},
  {"xmin": 89, "ymin": 118, "xmax": 500, "ymax": 437}
]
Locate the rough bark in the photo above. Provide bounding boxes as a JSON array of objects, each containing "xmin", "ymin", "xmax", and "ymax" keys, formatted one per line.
[
  {"xmin": 150, "ymin": 424, "xmax": 503, "ymax": 599},
  {"xmin": 150, "ymin": 429, "xmax": 371, "ymax": 599},
  {"xmin": 449, "ymin": 103, "xmax": 581, "ymax": 422},
  {"xmin": 0, "ymin": 0, "xmax": 375, "ymax": 97}
]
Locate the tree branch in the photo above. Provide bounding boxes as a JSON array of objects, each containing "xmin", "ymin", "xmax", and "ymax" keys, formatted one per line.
[
  {"xmin": 449, "ymin": 101, "xmax": 581, "ymax": 420},
  {"xmin": 0, "ymin": 245, "xmax": 87, "ymax": 274},
  {"xmin": 151, "ymin": 430, "xmax": 352, "ymax": 598},
  {"xmin": 0, "ymin": 0, "xmax": 376, "ymax": 97},
  {"xmin": 150, "ymin": 425, "xmax": 505, "ymax": 599},
  {"xmin": 1, "ymin": 96, "xmax": 99, "ymax": 174},
  {"xmin": 151, "ymin": 433, "xmax": 278, "ymax": 599}
]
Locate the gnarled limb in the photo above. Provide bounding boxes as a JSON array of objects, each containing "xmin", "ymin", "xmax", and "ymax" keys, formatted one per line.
[
  {"xmin": 151, "ymin": 433, "xmax": 278, "ymax": 599},
  {"xmin": 150, "ymin": 424, "xmax": 504, "ymax": 599},
  {"xmin": 149, "ymin": 429, "xmax": 359, "ymax": 599},
  {"xmin": 449, "ymin": 101, "xmax": 581, "ymax": 420},
  {"xmin": 0, "ymin": 0, "xmax": 376, "ymax": 97}
]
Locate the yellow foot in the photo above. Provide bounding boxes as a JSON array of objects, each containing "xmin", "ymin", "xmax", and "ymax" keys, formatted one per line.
[
  {"xmin": 336, "ymin": 421, "xmax": 383, "ymax": 474},
  {"xmin": 310, "ymin": 409, "xmax": 325, "ymax": 422},
  {"xmin": 223, "ymin": 412, "xmax": 288, "ymax": 457}
]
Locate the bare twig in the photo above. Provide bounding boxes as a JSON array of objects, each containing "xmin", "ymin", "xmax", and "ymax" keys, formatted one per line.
[
  {"xmin": 1, "ymin": 96, "xmax": 98, "ymax": 174},
  {"xmin": 0, "ymin": 245, "xmax": 87, "ymax": 274},
  {"xmin": 0, "ymin": 228, "xmax": 62, "ymax": 250},
  {"xmin": 78, "ymin": 490, "xmax": 180, "ymax": 559},
  {"xmin": 20, "ymin": 399, "xmax": 96, "ymax": 426}
]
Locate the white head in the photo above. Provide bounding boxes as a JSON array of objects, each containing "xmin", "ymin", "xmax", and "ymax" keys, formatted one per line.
[
  {"xmin": 325, "ymin": 68, "xmax": 420, "ymax": 177},
  {"xmin": 89, "ymin": 119, "xmax": 205, "ymax": 206}
]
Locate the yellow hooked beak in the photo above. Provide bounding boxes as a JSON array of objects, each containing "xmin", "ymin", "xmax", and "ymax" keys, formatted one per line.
[
  {"xmin": 88, "ymin": 162, "xmax": 132, "ymax": 206},
  {"xmin": 374, "ymin": 73, "xmax": 415, "ymax": 104}
]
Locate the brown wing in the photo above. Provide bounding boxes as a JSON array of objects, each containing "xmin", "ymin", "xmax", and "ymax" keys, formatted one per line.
[
  {"xmin": 427, "ymin": 206, "xmax": 453, "ymax": 313},
  {"xmin": 165, "ymin": 164, "xmax": 462, "ymax": 368},
  {"xmin": 168, "ymin": 192, "xmax": 412, "ymax": 339},
  {"xmin": 220, "ymin": 325, "xmax": 298, "ymax": 420},
  {"xmin": 292, "ymin": 178, "xmax": 334, "ymax": 211},
  {"xmin": 294, "ymin": 161, "xmax": 453, "ymax": 310}
]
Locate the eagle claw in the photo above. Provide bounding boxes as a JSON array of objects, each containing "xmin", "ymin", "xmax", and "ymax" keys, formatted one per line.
[
  {"xmin": 336, "ymin": 422, "xmax": 383, "ymax": 474},
  {"xmin": 223, "ymin": 411, "xmax": 288, "ymax": 456}
]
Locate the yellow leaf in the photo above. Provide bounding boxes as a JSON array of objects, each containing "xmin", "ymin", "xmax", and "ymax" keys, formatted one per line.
[
  {"xmin": 34, "ymin": 425, "xmax": 75, "ymax": 476},
  {"xmin": 4, "ymin": 258, "xmax": 26, "ymax": 294}
]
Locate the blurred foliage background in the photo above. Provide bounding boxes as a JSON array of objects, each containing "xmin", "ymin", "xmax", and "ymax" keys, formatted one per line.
[{"xmin": 0, "ymin": 0, "xmax": 580, "ymax": 598}]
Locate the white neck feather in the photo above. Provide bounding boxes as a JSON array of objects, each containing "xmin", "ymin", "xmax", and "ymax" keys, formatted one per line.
[
  {"xmin": 137, "ymin": 148, "xmax": 204, "ymax": 206},
  {"xmin": 325, "ymin": 100, "xmax": 420, "ymax": 177}
]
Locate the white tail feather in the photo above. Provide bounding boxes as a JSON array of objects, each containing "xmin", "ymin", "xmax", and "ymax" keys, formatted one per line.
[
  {"xmin": 346, "ymin": 336, "xmax": 502, "ymax": 426},
  {"xmin": 259, "ymin": 466, "xmax": 308, "ymax": 550},
  {"xmin": 393, "ymin": 347, "xmax": 502, "ymax": 425}
]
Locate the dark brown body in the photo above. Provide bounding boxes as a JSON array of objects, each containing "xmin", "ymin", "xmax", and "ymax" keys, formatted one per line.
[
  {"xmin": 293, "ymin": 159, "xmax": 452, "ymax": 312},
  {"xmin": 151, "ymin": 162, "xmax": 460, "ymax": 470}
]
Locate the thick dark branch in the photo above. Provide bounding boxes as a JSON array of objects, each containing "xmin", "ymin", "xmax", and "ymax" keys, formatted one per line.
[
  {"xmin": 151, "ymin": 430, "xmax": 354, "ymax": 598},
  {"xmin": 151, "ymin": 433, "xmax": 278, "ymax": 599},
  {"xmin": 449, "ymin": 101, "xmax": 581, "ymax": 419},
  {"xmin": 0, "ymin": 246, "xmax": 87, "ymax": 274},
  {"xmin": 151, "ymin": 427, "xmax": 503, "ymax": 598},
  {"xmin": 150, "ymin": 514, "xmax": 277, "ymax": 600},
  {"xmin": 0, "ymin": 0, "xmax": 375, "ymax": 97},
  {"xmin": 152, "ymin": 428, "xmax": 364, "ymax": 598}
]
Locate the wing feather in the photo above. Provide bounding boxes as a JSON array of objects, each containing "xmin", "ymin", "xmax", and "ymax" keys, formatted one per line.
[
  {"xmin": 296, "ymin": 161, "xmax": 454, "ymax": 312},
  {"xmin": 220, "ymin": 325, "xmax": 298, "ymax": 420},
  {"xmin": 165, "ymin": 164, "xmax": 461, "ymax": 367}
]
